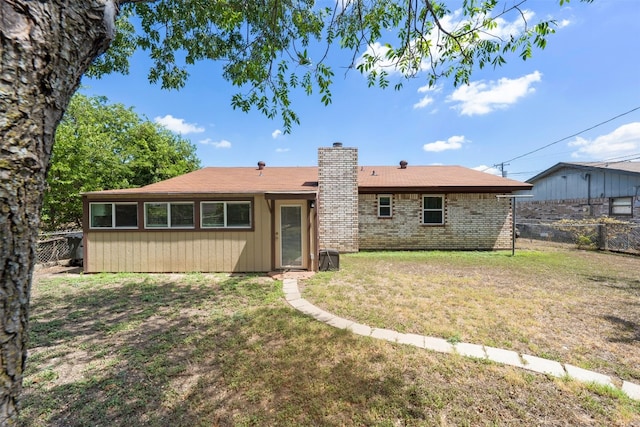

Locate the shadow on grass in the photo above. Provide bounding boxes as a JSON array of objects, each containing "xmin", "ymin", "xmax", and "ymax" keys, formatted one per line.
[
  {"xmin": 586, "ymin": 275, "xmax": 640, "ymax": 293},
  {"xmin": 603, "ymin": 315, "xmax": 640, "ymax": 344},
  {"xmin": 21, "ymin": 276, "xmax": 427, "ymax": 426},
  {"xmin": 21, "ymin": 274, "xmax": 640, "ymax": 426}
]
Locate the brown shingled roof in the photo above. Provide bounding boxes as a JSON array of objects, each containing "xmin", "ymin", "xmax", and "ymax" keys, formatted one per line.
[
  {"xmin": 84, "ymin": 164, "xmax": 531, "ymax": 196},
  {"xmin": 84, "ymin": 167, "xmax": 319, "ymax": 196},
  {"xmin": 358, "ymin": 165, "xmax": 532, "ymax": 192}
]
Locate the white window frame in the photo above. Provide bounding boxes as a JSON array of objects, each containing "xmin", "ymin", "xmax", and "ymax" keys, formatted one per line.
[
  {"xmin": 378, "ymin": 194, "xmax": 392, "ymax": 218},
  {"xmin": 144, "ymin": 202, "xmax": 195, "ymax": 229},
  {"xmin": 610, "ymin": 197, "xmax": 633, "ymax": 216},
  {"xmin": 89, "ymin": 202, "xmax": 138, "ymax": 229},
  {"xmin": 422, "ymin": 195, "xmax": 444, "ymax": 225},
  {"xmin": 200, "ymin": 201, "xmax": 252, "ymax": 229}
]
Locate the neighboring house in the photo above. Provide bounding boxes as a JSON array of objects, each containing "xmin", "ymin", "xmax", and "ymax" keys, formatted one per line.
[
  {"xmin": 516, "ymin": 162, "xmax": 640, "ymax": 222},
  {"xmin": 82, "ymin": 143, "xmax": 531, "ymax": 273}
]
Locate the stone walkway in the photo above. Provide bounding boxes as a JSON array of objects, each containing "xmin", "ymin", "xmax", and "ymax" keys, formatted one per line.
[{"xmin": 282, "ymin": 278, "xmax": 640, "ymax": 401}]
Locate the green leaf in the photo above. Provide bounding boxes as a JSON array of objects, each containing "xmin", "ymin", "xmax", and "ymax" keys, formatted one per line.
[{"xmin": 85, "ymin": 0, "xmax": 595, "ymax": 132}]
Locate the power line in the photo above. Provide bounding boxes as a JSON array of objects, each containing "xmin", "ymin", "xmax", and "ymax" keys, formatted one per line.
[
  {"xmin": 489, "ymin": 106, "xmax": 640, "ymax": 170},
  {"xmin": 505, "ymin": 170, "xmax": 544, "ymax": 176},
  {"xmin": 589, "ymin": 153, "xmax": 640, "ymax": 165}
]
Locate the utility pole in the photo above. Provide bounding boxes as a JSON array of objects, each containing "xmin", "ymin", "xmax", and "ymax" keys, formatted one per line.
[{"xmin": 497, "ymin": 162, "xmax": 510, "ymax": 178}]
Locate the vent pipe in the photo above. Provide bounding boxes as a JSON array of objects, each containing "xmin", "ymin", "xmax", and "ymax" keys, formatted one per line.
[{"xmin": 399, "ymin": 160, "xmax": 408, "ymax": 169}]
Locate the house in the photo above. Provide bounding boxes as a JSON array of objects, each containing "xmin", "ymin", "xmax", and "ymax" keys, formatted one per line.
[
  {"xmin": 82, "ymin": 143, "xmax": 532, "ymax": 273},
  {"xmin": 516, "ymin": 162, "xmax": 640, "ymax": 222}
]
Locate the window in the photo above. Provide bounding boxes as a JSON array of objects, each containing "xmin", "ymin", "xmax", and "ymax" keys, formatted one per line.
[
  {"xmin": 422, "ymin": 195, "xmax": 444, "ymax": 224},
  {"xmin": 144, "ymin": 202, "xmax": 194, "ymax": 228},
  {"xmin": 610, "ymin": 197, "xmax": 632, "ymax": 216},
  {"xmin": 90, "ymin": 203, "xmax": 138, "ymax": 228},
  {"xmin": 378, "ymin": 195, "xmax": 392, "ymax": 217},
  {"xmin": 201, "ymin": 202, "xmax": 224, "ymax": 227},
  {"xmin": 201, "ymin": 201, "xmax": 251, "ymax": 228}
]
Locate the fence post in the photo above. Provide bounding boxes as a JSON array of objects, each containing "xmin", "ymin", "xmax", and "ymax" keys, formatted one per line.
[{"xmin": 598, "ymin": 224, "xmax": 608, "ymax": 251}]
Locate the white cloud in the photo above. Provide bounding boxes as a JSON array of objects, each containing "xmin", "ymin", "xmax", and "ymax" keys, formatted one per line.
[
  {"xmin": 447, "ymin": 71, "xmax": 542, "ymax": 116},
  {"xmin": 423, "ymin": 135, "xmax": 469, "ymax": 152},
  {"xmin": 199, "ymin": 138, "xmax": 231, "ymax": 149},
  {"xmin": 355, "ymin": 8, "xmax": 535, "ymax": 78},
  {"xmin": 417, "ymin": 83, "xmax": 442, "ymax": 94},
  {"xmin": 154, "ymin": 115, "xmax": 205, "ymax": 134},
  {"xmin": 356, "ymin": 42, "xmax": 404, "ymax": 74},
  {"xmin": 414, "ymin": 84, "xmax": 441, "ymax": 109},
  {"xmin": 275, "ymin": 148, "xmax": 290, "ymax": 153},
  {"xmin": 272, "ymin": 129, "xmax": 282, "ymax": 139},
  {"xmin": 569, "ymin": 122, "xmax": 640, "ymax": 159},
  {"xmin": 413, "ymin": 95, "xmax": 434, "ymax": 109},
  {"xmin": 483, "ymin": 10, "xmax": 534, "ymax": 40},
  {"xmin": 354, "ymin": 10, "xmax": 465, "ymax": 77},
  {"xmin": 472, "ymin": 165, "xmax": 502, "ymax": 176}
]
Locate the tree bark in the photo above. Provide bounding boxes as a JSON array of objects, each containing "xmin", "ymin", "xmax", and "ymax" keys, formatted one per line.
[{"xmin": 0, "ymin": 0, "xmax": 116, "ymax": 423}]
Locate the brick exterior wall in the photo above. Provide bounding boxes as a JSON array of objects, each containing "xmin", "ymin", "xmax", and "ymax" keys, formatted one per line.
[
  {"xmin": 359, "ymin": 193, "xmax": 513, "ymax": 250},
  {"xmin": 516, "ymin": 198, "xmax": 640, "ymax": 223},
  {"xmin": 317, "ymin": 145, "xmax": 359, "ymax": 252}
]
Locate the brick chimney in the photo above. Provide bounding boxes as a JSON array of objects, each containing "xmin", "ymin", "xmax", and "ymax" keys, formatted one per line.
[{"xmin": 317, "ymin": 142, "xmax": 359, "ymax": 252}]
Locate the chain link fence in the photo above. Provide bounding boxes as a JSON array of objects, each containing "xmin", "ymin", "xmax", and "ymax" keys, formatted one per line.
[
  {"xmin": 517, "ymin": 222, "xmax": 640, "ymax": 255},
  {"xmin": 36, "ymin": 231, "xmax": 82, "ymax": 265}
]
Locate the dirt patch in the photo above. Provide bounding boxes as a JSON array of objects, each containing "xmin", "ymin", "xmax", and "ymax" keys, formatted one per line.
[
  {"xmin": 267, "ymin": 270, "xmax": 316, "ymax": 281},
  {"xmin": 34, "ymin": 263, "xmax": 83, "ymax": 278}
]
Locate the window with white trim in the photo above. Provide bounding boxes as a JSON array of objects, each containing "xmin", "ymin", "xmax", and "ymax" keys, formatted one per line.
[
  {"xmin": 144, "ymin": 202, "xmax": 194, "ymax": 228},
  {"xmin": 610, "ymin": 197, "xmax": 632, "ymax": 216},
  {"xmin": 422, "ymin": 195, "xmax": 444, "ymax": 224},
  {"xmin": 378, "ymin": 195, "xmax": 392, "ymax": 217},
  {"xmin": 90, "ymin": 203, "xmax": 138, "ymax": 229},
  {"xmin": 201, "ymin": 201, "xmax": 251, "ymax": 228}
]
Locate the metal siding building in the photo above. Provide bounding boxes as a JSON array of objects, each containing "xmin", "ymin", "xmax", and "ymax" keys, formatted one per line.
[{"xmin": 516, "ymin": 162, "xmax": 640, "ymax": 221}]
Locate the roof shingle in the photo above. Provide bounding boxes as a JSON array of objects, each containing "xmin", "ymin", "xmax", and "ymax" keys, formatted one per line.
[{"xmin": 85, "ymin": 164, "xmax": 531, "ymax": 196}]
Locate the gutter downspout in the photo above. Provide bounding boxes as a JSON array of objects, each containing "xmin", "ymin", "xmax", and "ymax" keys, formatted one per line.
[
  {"xmin": 267, "ymin": 198, "xmax": 275, "ymax": 271},
  {"xmin": 586, "ymin": 173, "xmax": 591, "ymax": 213}
]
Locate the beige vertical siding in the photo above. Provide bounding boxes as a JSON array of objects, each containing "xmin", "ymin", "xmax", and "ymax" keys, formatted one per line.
[
  {"xmin": 86, "ymin": 230, "xmax": 272, "ymax": 273},
  {"xmin": 85, "ymin": 197, "xmax": 273, "ymax": 273}
]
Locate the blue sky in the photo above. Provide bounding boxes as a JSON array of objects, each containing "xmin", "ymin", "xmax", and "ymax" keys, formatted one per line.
[{"xmin": 81, "ymin": 0, "xmax": 640, "ymax": 181}]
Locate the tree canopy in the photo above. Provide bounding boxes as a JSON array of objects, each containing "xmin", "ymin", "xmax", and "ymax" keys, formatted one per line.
[
  {"xmin": 92, "ymin": 0, "xmax": 592, "ymax": 132},
  {"xmin": 42, "ymin": 93, "xmax": 200, "ymax": 231}
]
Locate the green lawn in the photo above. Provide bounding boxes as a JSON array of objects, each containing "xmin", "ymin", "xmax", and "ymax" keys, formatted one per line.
[
  {"xmin": 303, "ymin": 243, "xmax": 640, "ymax": 383},
  {"xmin": 20, "ymin": 247, "xmax": 640, "ymax": 426}
]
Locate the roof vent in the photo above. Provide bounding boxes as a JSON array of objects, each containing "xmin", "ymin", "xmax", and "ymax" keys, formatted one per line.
[
  {"xmin": 399, "ymin": 160, "xmax": 408, "ymax": 169},
  {"xmin": 332, "ymin": 142, "xmax": 343, "ymax": 148},
  {"xmin": 257, "ymin": 161, "xmax": 266, "ymax": 170}
]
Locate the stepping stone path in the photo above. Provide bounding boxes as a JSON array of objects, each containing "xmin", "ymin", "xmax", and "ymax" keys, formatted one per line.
[{"xmin": 282, "ymin": 277, "xmax": 640, "ymax": 401}]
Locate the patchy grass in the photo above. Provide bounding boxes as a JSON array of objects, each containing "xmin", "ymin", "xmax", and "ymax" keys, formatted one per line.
[
  {"xmin": 303, "ymin": 241, "xmax": 640, "ymax": 384},
  {"xmin": 21, "ymin": 251, "xmax": 640, "ymax": 426}
]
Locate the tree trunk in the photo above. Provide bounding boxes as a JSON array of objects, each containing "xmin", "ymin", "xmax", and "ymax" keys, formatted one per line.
[{"xmin": 0, "ymin": 1, "xmax": 116, "ymax": 423}]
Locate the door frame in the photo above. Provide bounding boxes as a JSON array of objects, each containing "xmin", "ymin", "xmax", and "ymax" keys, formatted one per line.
[{"xmin": 274, "ymin": 200, "xmax": 309, "ymax": 270}]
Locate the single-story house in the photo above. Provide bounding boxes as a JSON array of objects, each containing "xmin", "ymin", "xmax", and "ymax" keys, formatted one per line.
[
  {"xmin": 82, "ymin": 143, "xmax": 532, "ymax": 273},
  {"xmin": 516, "ymin": 161, "xmax": 640, "ymax": 222}
]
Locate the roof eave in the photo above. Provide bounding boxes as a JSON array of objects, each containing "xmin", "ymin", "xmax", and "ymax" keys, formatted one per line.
[
  {"xmin": 527, "ymin": 162, "xmax": 640, "ymax": 183},
  {"xmin": 358, "ymin": 185, "xmax": 533, "ymax": 193},
  {"xmin": 84, "ymin": 189, "xmax": 317, "ymax": 198}
]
